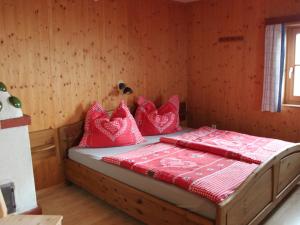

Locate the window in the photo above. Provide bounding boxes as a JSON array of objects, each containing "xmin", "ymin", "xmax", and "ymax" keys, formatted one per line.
[{"xmin": 285, "ymin": 25, "xmax": 300, "ymax": 104}]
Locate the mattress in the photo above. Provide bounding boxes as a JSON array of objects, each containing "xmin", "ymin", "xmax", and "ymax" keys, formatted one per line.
[{"xmin": 68, "ymin": 128, "xmax": 217, "ymax": 219}]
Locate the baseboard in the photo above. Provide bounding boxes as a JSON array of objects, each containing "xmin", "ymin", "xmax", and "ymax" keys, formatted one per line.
[{"xmin": 22, "ymin": 206, "xmax": 42, "ymax": 215}]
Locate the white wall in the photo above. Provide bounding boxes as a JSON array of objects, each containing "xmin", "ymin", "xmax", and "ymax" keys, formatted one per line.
[{"xmin": 0, "ymin": 126, "xmax": 37, "ymax": 213}]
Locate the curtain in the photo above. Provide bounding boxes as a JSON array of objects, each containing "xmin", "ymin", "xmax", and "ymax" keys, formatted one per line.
[{"xmin": 262, "ymin": 24, "xmax": 286, "ymax": 112}]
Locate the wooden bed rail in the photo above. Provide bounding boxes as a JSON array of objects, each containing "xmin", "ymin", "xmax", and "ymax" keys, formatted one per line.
[
  {"xmin": 58, "ymin": 120, "xmax": 83, "ymax": 159},
  {"xmin": 65, "ymin": 159, "xmax": 214, "ymax": 225},
  {"xmin": 216, "ymin": 144, "xmax": 300, "ymax": 225}
]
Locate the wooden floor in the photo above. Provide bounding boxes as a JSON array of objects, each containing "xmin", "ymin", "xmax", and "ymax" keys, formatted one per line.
[
  {"xmin": 37, "ymin": 185, "xmax": 143, "ymax": 225},
  {"xmin": 37, "ymin": 184, "xmax": 300, "ymax": 225}
]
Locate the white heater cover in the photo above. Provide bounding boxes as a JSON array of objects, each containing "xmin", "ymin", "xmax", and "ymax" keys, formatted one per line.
[{"xmin": 0, "ymin": 91, "xmax": 23, "ymax": 120}]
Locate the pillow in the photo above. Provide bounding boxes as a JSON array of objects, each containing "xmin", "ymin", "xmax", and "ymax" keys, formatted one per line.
[
  {"xmin": 79, "ymin": 101, "xmax": 144, "ymax": 148},
  {"xmin": 134, "ymin": 95, "xmax": 181, "ymax": 136}
]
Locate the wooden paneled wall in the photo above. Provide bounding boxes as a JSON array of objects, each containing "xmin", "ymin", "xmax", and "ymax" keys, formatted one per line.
[
  {"xmin": 1, "ymin": 0, "xmax": 299, "ymax": 141},
  {"xmin": 0, "ymin": 0, "xmax": 188, "ymax": 132},
  {"xmin": 187, "ymin": 0, "xmax": 300, "ymax": 142}
]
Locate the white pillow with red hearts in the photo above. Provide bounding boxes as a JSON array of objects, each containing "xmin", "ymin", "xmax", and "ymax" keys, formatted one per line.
[
  {"xmin": 134, "ymin": 95, "xmax": 181, "ymax": 136},
  {"xmin": 79, "ymin": 101, "xmax": 144, "ymax": 148}
]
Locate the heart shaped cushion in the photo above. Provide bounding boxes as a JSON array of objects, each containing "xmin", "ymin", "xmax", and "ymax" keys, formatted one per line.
[
  {"xmin": 79, "ymin": 101, "xmax": 144, "ymax": 148},
  {"xmin": 134, "ymin": 95, "xmax": 181, "ymax": 135}
]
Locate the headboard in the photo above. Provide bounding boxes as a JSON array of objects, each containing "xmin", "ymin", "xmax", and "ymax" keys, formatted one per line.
[
  {"xmin": 58, "ymin": 102, "xmax": 187, "ymax": 160},
  {"xmin": 58, "ymin": 121, "xmax": 84, "ymax": 159}
]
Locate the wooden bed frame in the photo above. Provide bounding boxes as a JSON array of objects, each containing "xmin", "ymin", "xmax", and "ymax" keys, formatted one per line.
[{"xmin": 57, "ymin": 108, "xmax": 300, "ymax": 225}]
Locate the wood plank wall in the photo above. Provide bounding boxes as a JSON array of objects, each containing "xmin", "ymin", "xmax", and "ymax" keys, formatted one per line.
[
  {"xmin": 0, "ymin": 0, "xmax": 188, "ymax": 132},
  {"xmin": 187, "ymin": 0, "xmax": 300, "ymax": 142},
  {"xmin": 1, "ymin": 0, "xmax": 299, "ymax": 141}
]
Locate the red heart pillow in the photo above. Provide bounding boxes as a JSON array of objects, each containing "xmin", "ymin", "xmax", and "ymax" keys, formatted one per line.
[
  {"xmin": 134, "ymin": 95, "xmax": 181, "ymax": 136},
  {"xmin": 79, "ymin": 101, "xmax": 144, "ymax": 148}
]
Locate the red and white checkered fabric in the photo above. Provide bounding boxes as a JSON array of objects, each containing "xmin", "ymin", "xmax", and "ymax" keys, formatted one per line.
[
  {"xmin": 103, "ymin": 127, "xmax": 295, "ymax": 203},
  {"xmin": 103, "ymin": 142, "xmax": 257, "ymax": 203},
  {"xmin": 160, "ymin": 126, "xmax": 295, "ymax": 164}
]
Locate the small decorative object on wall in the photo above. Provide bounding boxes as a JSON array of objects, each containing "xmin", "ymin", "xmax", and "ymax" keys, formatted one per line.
[
  {"xmin": 118, "ymin": 81, "xmax": 133, "ymax": 95},
  {"xmin": 0, "ymin": 102, "xmax": 2, "ymax": 112}
]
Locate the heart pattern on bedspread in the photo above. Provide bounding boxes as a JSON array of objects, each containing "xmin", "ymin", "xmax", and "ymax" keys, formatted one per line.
[
  {"xmin": 103, "ymin": 126, "xmax": 295, "ymax": 203},
  {"xmin": 160, "ymin": 157, "xmax": 197, "ymax": 168}
]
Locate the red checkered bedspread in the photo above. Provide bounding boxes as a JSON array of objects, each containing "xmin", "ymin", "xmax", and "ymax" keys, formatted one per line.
[
  {"xmin": 160, "ymin": 126, "xmax": 294, "ymax": 164},
  {"xmin": 102, "ymin": 127, "xmax": 294, "ymax": 203}
]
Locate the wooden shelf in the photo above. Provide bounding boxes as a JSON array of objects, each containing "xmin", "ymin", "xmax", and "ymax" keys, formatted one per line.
[
  {"xmin": 218, "ymin": 36, "xmax": 244, "ymax": 42},
  {"xmin": 0, "ymin": 115, "xmax": 31, "ymax": 130},
  {"xmin": 0, "ymin": 215, "xmax": 62, "ymax": 225}
]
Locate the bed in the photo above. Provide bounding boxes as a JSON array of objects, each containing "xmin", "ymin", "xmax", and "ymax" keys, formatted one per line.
[
  {"xmin": 68, "ymin": 128, "xmax": 217, "ymax": 220},
  {"xmin": 58, "ymin": 108, "xmax": 300, "ymax": 225}
]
